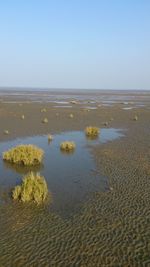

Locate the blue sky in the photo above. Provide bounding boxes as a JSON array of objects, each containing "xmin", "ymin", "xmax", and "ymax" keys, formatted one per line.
[{"xmin": 0, "ymin": 0, "xmax": 149, "ymax": 89}]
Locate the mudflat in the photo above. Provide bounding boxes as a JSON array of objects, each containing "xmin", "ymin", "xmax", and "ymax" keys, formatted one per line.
[{"xmin": 0, "ymin": 89, "xmax": 150, "ymax": 266}]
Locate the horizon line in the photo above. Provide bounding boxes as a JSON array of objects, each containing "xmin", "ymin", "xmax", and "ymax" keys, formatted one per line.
[{"xmin": 0, "ymin": 86, "xmax": 149, "ymax": 91}]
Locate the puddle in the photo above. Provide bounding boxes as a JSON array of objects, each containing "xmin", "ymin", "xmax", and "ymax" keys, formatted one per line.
[
  {"xmin": 122, "ymin": 107, "xmax": 134, "ymax": 110},
  {"xmin": 54, "ymin": 105, "xmax": 72, "ymax": 108},
  {"xmin": 53, "ymin": 101, "xmax": 70, "ymax": 104},
  {"xmin": 82, "ymin": 106, "xmax": 98, "ymax": 110},
  {"xmin": 0, "ymin": 128, "xmax": 124, "ymax": 217},
  {"xmin": 84, "ymin": 106, "xmax": 97, "ymax": 110}
]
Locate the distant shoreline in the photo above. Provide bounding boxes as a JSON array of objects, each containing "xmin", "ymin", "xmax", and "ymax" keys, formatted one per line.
[{"xmin": 0, "ymin": 87, "xmax": 149, "ymax": 92}]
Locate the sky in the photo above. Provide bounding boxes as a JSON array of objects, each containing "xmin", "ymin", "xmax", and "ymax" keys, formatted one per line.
[{"xmin": 0, "ymin": 0, "xmax": 150, "ymax": 90}]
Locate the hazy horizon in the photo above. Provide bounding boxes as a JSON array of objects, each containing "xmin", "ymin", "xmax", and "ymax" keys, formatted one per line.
[
  {"xmin": 0, "ymin": 1, "xmax": 150, "ymax": 90},
  {"xmin": 0, "ymin": 87, "xmax": 149, "ymax": 92}
]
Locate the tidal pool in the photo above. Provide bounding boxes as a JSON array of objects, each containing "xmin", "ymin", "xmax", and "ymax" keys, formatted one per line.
[{"xmin": 0, "ymin": 128, "xmax": 124, "ymax": 217}]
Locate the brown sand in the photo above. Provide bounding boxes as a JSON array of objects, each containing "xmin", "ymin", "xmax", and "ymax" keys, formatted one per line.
[{"xmin": 0, "ymin": 93, "xmax": 150, "ymax": 266}]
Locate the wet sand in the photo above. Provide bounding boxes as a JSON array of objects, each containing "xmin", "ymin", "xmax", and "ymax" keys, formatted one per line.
[{"xmin": 0, "ymin": 90, "xmax": 150, "ymax": 266}]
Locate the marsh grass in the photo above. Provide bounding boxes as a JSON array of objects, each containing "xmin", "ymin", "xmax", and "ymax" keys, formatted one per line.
[
  {"xmin": 69, "ymin": 113, "xmax": 74, "ymax": 118},
  {"xmin": 70, "ymin": 100, "xmax": 77, "ymax": 104},
  {"xmin": 60, "ymin": 141, "xmax": 76, "ymax": 152},
  {"xmin": 3, "ymin": 144, "xmax": 44, "ymax": 166},
  {"xmin": 12, "ymin": 172, "xmax": 48, "ymax": 204},
  {"xmin": 134, "ymin": 115, "xmax": 138, "ymax": 121},
  {"xmin": 103, "ymin": 122, "xmax": 108, "ymax": 126},
  {"xmin": 42, "ymin": 118, "xmax": 48, "ymax": 123},
  {"xmin": 48, "ymin": 134, "xmax": 53, "ymax": 142},
  {"xmin": 41, "ymin": 108, "xmax": 47, "ymax": 112},
  {"xmin": 4, "ymin": 130, "xmax": 9, "ymax": 135},
  {"xmin": 85, "ymin": 126, "xmax": 99, "ymax": 137}
]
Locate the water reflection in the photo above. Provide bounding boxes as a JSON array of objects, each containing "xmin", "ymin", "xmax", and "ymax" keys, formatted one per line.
[
  {"xmin": 3, "ymin": 161, "xmax": 44, "ymax": 175},
  {"xmin": 85, "ymin": 135, "xmax": 99, "ymax": 141},
  {"xmin": 0, "ymin": 128, "xmax": 124, "ymax": 216}
]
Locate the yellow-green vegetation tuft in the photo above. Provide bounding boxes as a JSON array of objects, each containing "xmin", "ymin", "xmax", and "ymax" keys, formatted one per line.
[
  {"xmin": 41, "ymin": 108, "xmax": 47, "ymax": 112},
  {"xmin": 60, "ymin": 141, "xmax": 76, "ymax": 152},
  {"xmin": 85, "ymin": 126, "xmax": 99, "ymax": 137},
  {"xmin": 12, "ymin": 185, "xmax": 21, "ymax": 200},
  {"xmin": 4, "ymin": 130, "xmax": 9, "ymax": 135},
  {"xmin": 134, "ymin": 115, "xmax": 138, "ymax": 121},
  {"xmin": 3, "ymin": 144, "xmax": 44, "ymax": 166},
  {"xmin": 12, "ymin": 172, "xmax": 48, "ymax": 204},
  {"xmin": 21, "ymin": 115, "xmax": 25, "ymax": 120},
  {"xmin": 69, "ymin": 113, "xmax": 74, "ymax": 118},
  {"xmin": 42, "ymin": 118, "xmax": 48, "ymax": 123},
  {"xmin": 70, "ymin": 100, "xmax": 78, "ymax": 104},
  {"xmin": 48, "ymin": 134, "xmax": 53, "ymax": 142}
]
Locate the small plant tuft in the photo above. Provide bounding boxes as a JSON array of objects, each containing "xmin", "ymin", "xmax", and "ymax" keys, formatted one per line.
[
  {"xmin": 4, "ymin": 130, "xmax": 9, "ymax": 135},
  {"xmin": 134, "ymin": 115, "xmax": 138, "ymax": 121},
  {"xmin": 85, "ymin": 126, "xmax": 99, "ymax": 137},
  {"xmin": 3, "ymin": 144, "xmax": 44, "ymax": 166},
  {"xmin": 42, "ymin": 118, "xmax": 48, "ymax": 123},
  {"xmin": 60, "ymin": 141, "xmax": 76, "ymax": 152},
  {"xmin": 70, "ymin": 100, "xmax": 78, "ymax": 104},
  {"xmin": 41, "ymin": 108, "xmax": 47, "ymax": 113},
  {"xmin": 103, "ymin": 122, "xmax": 108, "ymax": 126},
  {"xmin": 48, "ymin": 134, "xmax": 53, "ymax": 142},
  {"xmin": 12, "ymin": 172, "xmax": 48, "ymax": 204},
  {"xmin": 69, "ymin": 113, "xmax": 74, "ymax": 118}
]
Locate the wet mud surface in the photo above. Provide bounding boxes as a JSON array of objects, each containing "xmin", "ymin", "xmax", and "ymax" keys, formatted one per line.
[{"xmin": 0, "ymin": 90, "xmax": 150, "ymax": 266}]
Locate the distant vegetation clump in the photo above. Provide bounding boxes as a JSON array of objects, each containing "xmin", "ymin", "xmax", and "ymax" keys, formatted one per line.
[
  {"xmin": 3, "ymin": 144, "xmax": 44, "ymax": 166},
  {"xmin": 60, "ymin": 141, "xmax": 76, "ymax": 152},
  {"xmin": 4, "ymin": 130, "xmax": 9, "ymax": 135},
  {"xmin": 42, "ymin": 118, "xmax": 48, "ymax": 123},
  {"xmin": 69, "ymin": 113, "xmax": 74, "ymax": 118},
  {"xmin": 85, "ymin": 126, "xmax": 99, "ymax": 137},
  {"xmin": 134, "ymin": 115, "xmax": 138, "ymax": 121},
  {"xmin": 48, "ymin": 134, "xmax": 53, "ymax": 142},
  {"xmin": 21, "ymin": 115, "xmax": 25, "ymax": 120},
  {"xmin": 103, "ymin": 122, "xmax": 108, "ymax": 126},
  {"xmin": 12, "ymin": 172, "xmax": 48, "ymax": 204},
  {"xmin": 41, "ymin": 108, "xmax": 47, "ymax": 112}
]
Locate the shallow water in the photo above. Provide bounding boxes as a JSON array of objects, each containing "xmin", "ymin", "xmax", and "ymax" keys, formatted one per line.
[
  {"xmin": 0, "ymin": 129, "xmax": 123, "ymax": 217},
  {"xmin": 0, "ymin": 89, "xmax": 150, "ymax": 106},
  {"xmin": 54, "ymin": 105, "xmax": 72, "ymax": 108},
  {"xmin": 122, "ymin": 107, "xmax": 134, "ymax": 110}
]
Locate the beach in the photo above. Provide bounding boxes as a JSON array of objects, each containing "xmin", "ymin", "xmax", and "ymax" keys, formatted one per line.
[{"xmin": 0, "ymin": 89, "xmax": 150, "ymax": 266}]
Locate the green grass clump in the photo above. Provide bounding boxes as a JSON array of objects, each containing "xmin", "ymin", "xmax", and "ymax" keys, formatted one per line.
[
  {"xmin": 85, "ymin": 126, "xmax": 99, "ymax": 137},
  {"xmin": 3, "ymin": 144, "xmax": 44, "ymax": 166},
  {"xmin": 60, "ymin": 141, "xmax": 76, "ymax": 152},
  {"xmin": 12, "ymin": 172, "xmax": 48, "ymax": 204}
]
